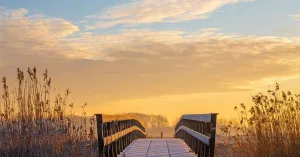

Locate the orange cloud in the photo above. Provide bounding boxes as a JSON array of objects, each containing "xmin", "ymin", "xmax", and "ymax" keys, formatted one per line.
[{"xmin": 1, "ymin": 8, "xmax": 300, "ymax": 102}]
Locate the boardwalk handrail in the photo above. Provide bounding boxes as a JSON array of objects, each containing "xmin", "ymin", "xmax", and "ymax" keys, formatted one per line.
[
  {"xmin": 174, "ymin": 113, "xmax": 218, "ymax": 157},
  {"xmin": 95, "ymin": 114, "xmax": 146, "ymax": 157}
]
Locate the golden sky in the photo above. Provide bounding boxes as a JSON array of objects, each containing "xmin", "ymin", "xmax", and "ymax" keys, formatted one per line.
[{"xmin": 1, "ymin": 0, "xmax": 300, "ymax": 122}]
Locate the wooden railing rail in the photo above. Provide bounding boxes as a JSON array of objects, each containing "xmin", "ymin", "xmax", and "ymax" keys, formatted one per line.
[
  {"xmin": 174, "ymin": 113, "xmax": 218, "ymax": 157},
  {"xmin": 95, "ymin": 114, "xmax": 146, "ymax": 157}
]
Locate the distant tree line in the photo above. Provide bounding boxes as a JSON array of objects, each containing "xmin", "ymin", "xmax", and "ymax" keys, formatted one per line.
[{"xmin": 127, "ymin": 113, "xmax": 169, "ymax": 128}]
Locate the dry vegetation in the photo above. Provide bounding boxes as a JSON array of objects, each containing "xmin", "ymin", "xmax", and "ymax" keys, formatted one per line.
[
  {"xmin": 3, "ymin": 67, "xmax": 298, "ymax": 157},
  {"xmin": 0, "ymin": 67, "xmax": 97, "ymax": 157},
  {"xmin": 218, "ymin": 83, "xmax": 300, "ymax": 157},
  {"xmin": 0, "ymin": 67, "xmax": 170, "ymax": 156}
]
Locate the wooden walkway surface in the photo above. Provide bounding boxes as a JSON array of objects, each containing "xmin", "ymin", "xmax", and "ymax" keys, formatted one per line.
[{"xmin": 118, "ymin": 139, "xmax": 197, "ymax": 157}]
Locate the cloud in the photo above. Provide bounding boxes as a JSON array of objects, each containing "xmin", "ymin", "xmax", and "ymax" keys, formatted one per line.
[
  {"xmin": 85, "ymin": 0, "xmax": 253, "ymax": 29},
  {"xmin": 0, "ymin": 8, "xmax": 78, "ymax": 39},
  {"xmin": 1, "ymin": 8, "xmax": 300, "ymax": 101},
  {"xmin": 290, "ymin": 14, "xmax": 300, "ymax": 20},
  {"xmin": 71, "ymin": 29, "xmax": 300, "ymax": 96},
  {"xmin": 0, "ymin": 8, "xmax": 110, "ymax": 60}
]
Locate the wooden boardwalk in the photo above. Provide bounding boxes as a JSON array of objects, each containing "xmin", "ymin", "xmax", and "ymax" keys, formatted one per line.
[
  {"xmin": 118, "ymin": 139, "xmax": 197, "ymax": 157},
  {"xmin": 95, "ymin": 114, "xmax": 217, "ymax": 157}
]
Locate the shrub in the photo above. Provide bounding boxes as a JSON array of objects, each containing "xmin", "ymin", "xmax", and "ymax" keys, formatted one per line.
[
  {"xmin": 0, "ymin": 67, "xmax": 97, "ymax": 157},
  {"xmin": 220, "ymin": 83, "xmax": 300, "ymax": 157}
]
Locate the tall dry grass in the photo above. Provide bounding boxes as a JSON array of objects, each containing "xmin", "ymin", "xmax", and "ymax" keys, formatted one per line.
[
  {"xmin": 219, "ymin": 83, "xmax": 300, "ymax": 157},
  {"xmin": 0, "ymin": 67, "xmax": 97, "ymax": 157}
]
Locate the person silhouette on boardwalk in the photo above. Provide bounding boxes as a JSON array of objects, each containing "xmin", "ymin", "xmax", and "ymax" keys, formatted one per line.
[{"xmin": 160, "ymin": 131, "xmax": 163, "ymax": 138}]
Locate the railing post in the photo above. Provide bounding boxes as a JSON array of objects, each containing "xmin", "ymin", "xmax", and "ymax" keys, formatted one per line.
[
  {"xmin": 209, "ymin": 114, "xmax": 217, "ymax": 157},
  {"xmin": 95, "ymin": 114, "xmax": 104, "ymax": 157}
]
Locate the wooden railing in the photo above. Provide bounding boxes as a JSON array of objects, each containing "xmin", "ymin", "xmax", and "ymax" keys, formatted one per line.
[
  {"xmin": 95, "ymin": 114, "xmax": 147, "ymax": 157},
  {"xmin": 174, "ymin": 113, "xmax": 218, "ymax": 157}
]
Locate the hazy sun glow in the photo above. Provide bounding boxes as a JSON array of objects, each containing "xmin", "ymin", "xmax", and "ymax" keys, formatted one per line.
[{"xmin": 1, "ymin": 0, "xmax": 300, "ymax": 122}]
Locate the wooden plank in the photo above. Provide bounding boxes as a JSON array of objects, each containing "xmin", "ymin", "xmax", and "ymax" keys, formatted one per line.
[
  {"xmin": 209, "ymin": 114, "xmax": 217, "ymax": 157},
  {"xmin": 175, "ymin": 126, "xmax": 210, "ymax": 145},
  {"xmin": 118, "ymin": 139, "xmax": 197, "ymax": 157},
  {"xmin": 101, "ymin": 114, "xmax": 144, "ymax": 125},
  {"xmin": 95, "ymin": 114, "xmax": 104, "ymax": 157},
  {"xmin": 179, "ymin": 114, "xmax": 218, "ymax": 123},
  {"xmin": 103, "ymin": 126, "xmax": 146, "ymax": 146}
]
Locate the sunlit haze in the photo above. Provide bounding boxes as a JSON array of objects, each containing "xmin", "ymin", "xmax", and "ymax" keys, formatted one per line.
[{"xmin": 1, "ymin": 0, "xmax": 300, "ymax": 123}]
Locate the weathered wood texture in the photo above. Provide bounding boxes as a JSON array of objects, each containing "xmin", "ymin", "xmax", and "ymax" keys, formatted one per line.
[
  {"xmin": 119, "ymin": 139, "xmax": 197, "ymax": 157},
  {"xmin": 95, "ymin": 114, "xmax": 147, "ymax": 157},
  {"xmin": 95, "ymin": 113, "xmax": 218, "ymax": 157},
  {"xmin": 174, "ymin": 113, "xmax": 218, "ymax": 157}
]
